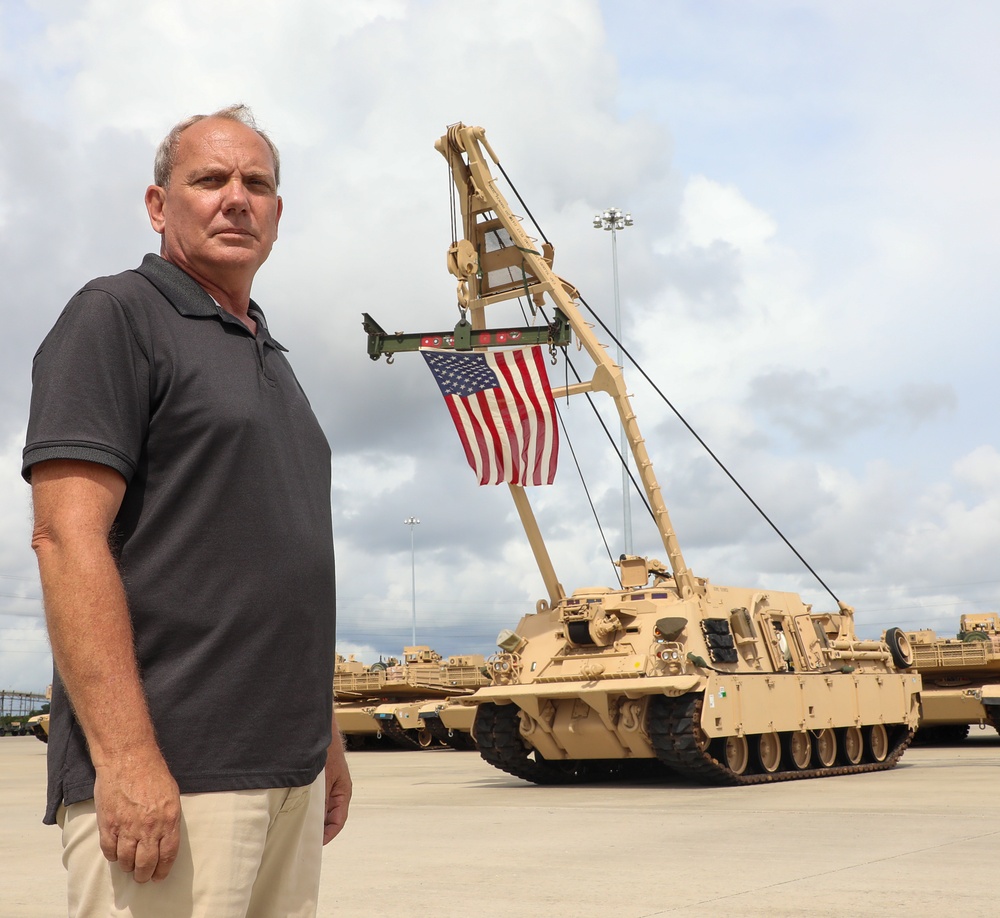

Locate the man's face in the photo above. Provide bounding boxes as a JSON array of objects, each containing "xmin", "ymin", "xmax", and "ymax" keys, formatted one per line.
[{"xmin": 145, "ymin": 117, "xmax": 282, "ymax": 289}]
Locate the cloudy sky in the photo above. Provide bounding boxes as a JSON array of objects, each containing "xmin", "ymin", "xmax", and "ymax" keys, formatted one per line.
[{"xmin": 2, "ymin": 0, "xmax": 999, "ymax": 694}]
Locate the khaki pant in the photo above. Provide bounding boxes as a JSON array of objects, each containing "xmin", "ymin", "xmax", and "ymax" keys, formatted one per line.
[{"xmin": 58, "ymin": 773, "xmax": 325, "ymax": 918}]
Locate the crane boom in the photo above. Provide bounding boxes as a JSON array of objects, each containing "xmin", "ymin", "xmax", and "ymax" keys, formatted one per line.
[{"xmin": 365, "ymin": 123, "xmax": 700, "ymax": 601}]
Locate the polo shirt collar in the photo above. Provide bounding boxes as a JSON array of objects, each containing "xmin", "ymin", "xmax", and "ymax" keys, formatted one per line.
[{"xmin": 134, "ymin": 253, "xmax": 287, "ymax": 351}]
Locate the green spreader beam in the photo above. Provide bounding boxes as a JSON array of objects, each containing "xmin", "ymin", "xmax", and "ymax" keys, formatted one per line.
[{"xmin": 363, "ymin": 309, "xmax": 571, "ymax": 361}]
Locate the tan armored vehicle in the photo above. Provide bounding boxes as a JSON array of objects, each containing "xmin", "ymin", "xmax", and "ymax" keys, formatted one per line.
[
  {"xmin": 418, "ymin": 696, "xmax": 479, "ymax": 750},
  {"xmin": 30, "ymin": 684, "xmax": 52, "ymax": 743},
  {"xmin": 365, "ymin": 123, "xmax": 922, "ymax": 784},
  {"xmin": 887, "ymin": 613, "xmax": 1000, "ymax": 743},
  {"xmin": 29, "ymin": 713, "xmax": 49, "ymax": 743},
  {"xmin": 334, "ymin": 648, "xmax": 488, "ymax": 749}
]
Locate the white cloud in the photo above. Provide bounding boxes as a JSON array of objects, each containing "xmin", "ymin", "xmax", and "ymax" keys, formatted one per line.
[
  {"xmin": 676, "ymin": 175, "xmax": 777, "ymax": 254},
  {"xmin": 952, "ymin": 445, "xmax": 1000, "ymax": 494}
]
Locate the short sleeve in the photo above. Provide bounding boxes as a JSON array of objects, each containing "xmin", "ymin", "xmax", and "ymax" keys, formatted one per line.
[{"xmin": 22, "ymin": 286, "xmax": 151, "ymax": 482}]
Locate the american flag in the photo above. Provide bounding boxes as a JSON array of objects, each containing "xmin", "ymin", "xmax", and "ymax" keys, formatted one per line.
[{"xmin": 422, "ymin": 346, "xmax": 559, "ymax": 486}]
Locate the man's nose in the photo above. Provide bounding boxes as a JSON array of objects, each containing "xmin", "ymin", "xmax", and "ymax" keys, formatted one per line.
[{"xmin": 221, "ymin": 177, "xmax": 250, "ymax": 211}]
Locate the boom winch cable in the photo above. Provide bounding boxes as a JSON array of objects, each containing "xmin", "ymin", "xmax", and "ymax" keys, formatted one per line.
[
  {"xmin": 486, "ymin": 164, "xmax": 842, "ymax": 607},
  {"xmin": 577, "ymin": 295, "xmax": 841, "ymax": 607}
]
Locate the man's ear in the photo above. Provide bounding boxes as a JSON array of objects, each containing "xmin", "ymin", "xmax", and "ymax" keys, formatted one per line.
[{"xmin": 145, "ymin": 185, "xmax": 167, "ymax": 234}]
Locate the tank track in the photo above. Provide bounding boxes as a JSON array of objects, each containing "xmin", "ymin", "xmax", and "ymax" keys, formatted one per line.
[
  {"xmin": 474, "ymin": 703, "xmax": 587, "ymax": 784},
  {"xmin": 647, "ymin": 693, "xmax": 914, "ymax": 786},
  {"xmin": 984, "ymin": 703, "xmax": 1000, "ymax": 734},
  {"xmin": 425, "ymin": 716, "xmax": 477, "ymax": 750},
  {"xmin": 376, "ymin": 719, "xmax": 426, "ymax": 750}
]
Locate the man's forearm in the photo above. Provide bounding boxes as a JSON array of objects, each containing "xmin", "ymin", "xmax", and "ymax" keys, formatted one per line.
[
  {"xmin": 37, "ymin": 538, "xmax": 160, "ymax": 766},
  {"xmin": 30, "ymin": 460, "xmax": 162, "ymax": 766}
]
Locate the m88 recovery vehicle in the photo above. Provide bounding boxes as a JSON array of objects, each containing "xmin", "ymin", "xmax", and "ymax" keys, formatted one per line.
[
  {"xmin": 334, "ymin": 647, "xmax": 488, "ymax": 749},
  {"xmin": 364, "ymin": 123, "xmax": 921, "ymax": 784},
  {"xmin": 886, "ymin": 613, "xmax": 1000, "ymax": 743}
]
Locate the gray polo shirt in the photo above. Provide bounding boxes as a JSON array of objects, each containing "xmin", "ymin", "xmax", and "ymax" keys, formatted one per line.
[{"xmin": 24, "ymin": 254, "xmax": 335, "ymax": 823}]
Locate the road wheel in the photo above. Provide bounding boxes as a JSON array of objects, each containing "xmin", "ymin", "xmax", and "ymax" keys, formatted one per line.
[
  {"xmin": 723, "ymin": 735, "xmax": 750, "ymax": 776},
  {"xmin": 755, "ymin": 732, "xmax": 782, "ymax": 774},
  {"xmin": 838, "ymin": 726, "xmax": 864, "ymax": 765},
  {"xmin": 417, "ymin": 727, "xmax": 435, "ymax": 748},
  {"xmin": 785, "ymin": 731, "xmax": 812, "ymax": 770},
  {"xmin": 884, "ymin": 627, "xmax": 914, "ymax": 668},
  {"xmin": 813, "ymin": 728, "xmax": 837, "ymax": 767},
  {"xmin": 865, "ymin": 723, "xmax": 889, "ymax": 763}
]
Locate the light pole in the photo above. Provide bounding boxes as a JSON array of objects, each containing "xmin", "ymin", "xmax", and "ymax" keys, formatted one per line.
[
  {"xmin": 593, "ymin": 207, "xmax": 635, "ymax": 554},
  {"xmin": 404, "ymin": 517, "xmax": 420, "ymax": 645}
]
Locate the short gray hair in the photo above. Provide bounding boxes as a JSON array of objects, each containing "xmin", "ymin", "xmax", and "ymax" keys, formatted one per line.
[{"xmin": 153, "ymin": 104, "xmax": 280, "ymax": 188}]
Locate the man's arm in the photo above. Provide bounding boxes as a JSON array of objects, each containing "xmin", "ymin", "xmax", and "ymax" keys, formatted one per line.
[
  {"xmin": 322, "ymin": 709, "xmax": 352, "ymax": 844},
  {"xmin": 31, "ymin": 459, "xmax": 180, "ymax": 883}
]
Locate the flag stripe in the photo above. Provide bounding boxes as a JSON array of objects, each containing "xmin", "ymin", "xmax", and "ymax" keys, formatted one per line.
[
  {"xmin": 474, "ymin": 389, "xmax": 509, "ymax": 484},
  {"xmin": 456, "ymin": 394, "xmax": 493, "ymax": 484},
  {"xmin": 443, "ymin": 394, "xmax": 486, "ymax": 482}
]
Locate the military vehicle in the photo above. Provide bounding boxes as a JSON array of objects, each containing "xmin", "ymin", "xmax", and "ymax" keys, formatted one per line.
[
  {"xmin": 334, "ymin": 648, "xmax": 488, "ymax": 749},
  {"xmin": 0, "ymin": 719, "xmax": 31, "ymax": 737},
  {"xmin": 26, "ymin": 684, "xmax": 51, "ymax": 743},
  {"xmin": 364, "ymin": 123, "xmax": 921, "ymax": 785},
  {"xmin": 886, "ymin": 613, "xmax": 1000, "ymax": 743},
  {"xmin": 28, "ymin": 713, "xmax": 49, "ymax": 743},
  {"xmin": 0, "ymin": 687, "xmax": 48, "ymax": 737},
  {"xmin": 418, "ymin": 698, "xmax": 478, "ymax": 750}
]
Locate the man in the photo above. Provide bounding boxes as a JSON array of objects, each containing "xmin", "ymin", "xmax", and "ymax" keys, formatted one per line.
[{"xmin": 24, "ymin": 104, "xmax": 351, "ymax": 917}]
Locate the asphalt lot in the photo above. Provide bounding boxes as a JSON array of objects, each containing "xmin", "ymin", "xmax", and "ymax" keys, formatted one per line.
[{"xmin": 2, "ymin": 732, "xmax": 999, "ymax": 918}]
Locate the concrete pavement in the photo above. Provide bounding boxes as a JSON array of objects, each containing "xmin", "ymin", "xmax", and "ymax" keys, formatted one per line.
[{"xmin": 2, "ymin": 732, "xmax": 999, "ymax": 917}]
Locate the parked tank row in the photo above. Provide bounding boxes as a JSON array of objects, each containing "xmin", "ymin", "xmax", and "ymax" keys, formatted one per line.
[{"xmin": 334, "ymin": 647, "xmax": 488, "ymax": 749}]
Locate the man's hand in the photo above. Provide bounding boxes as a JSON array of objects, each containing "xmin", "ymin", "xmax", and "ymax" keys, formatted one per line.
[
  {"xmin": 322, "ymin": 730, "xmax": 352, "ymax": 844},
  {"xmin": 94, "ymin": 754, "xmax": 181, "ymax": 882}
]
